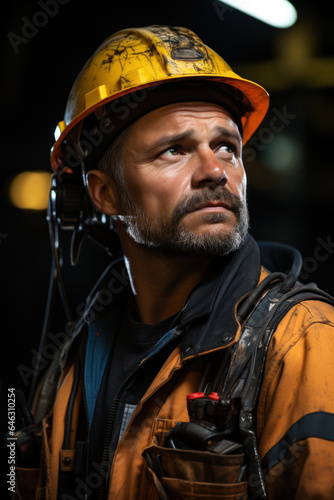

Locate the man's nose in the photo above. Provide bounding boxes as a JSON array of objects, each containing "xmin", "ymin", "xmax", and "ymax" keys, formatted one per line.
[{"xmin": 191, "ymin": 148, "xmax": 229, "ymax": 188}]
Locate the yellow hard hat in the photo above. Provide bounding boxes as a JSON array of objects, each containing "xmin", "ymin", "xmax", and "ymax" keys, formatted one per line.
[{"xmin": 51, "ymin": 25, "xmax": 269, "ymax": 172}]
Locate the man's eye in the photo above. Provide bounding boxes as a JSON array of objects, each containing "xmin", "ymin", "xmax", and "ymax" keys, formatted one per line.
[
  {"xmin": 161, "ymin": 146, "xmax": 180, "ymax": 156},
  {"xmin": 219, "ymin": 143, "xmax": 234, "ymax": 154}
]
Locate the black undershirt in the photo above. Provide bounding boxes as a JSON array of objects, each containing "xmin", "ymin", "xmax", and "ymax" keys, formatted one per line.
[{"xmin": 87, "ymin": 299, "xmax": 178, "ymax": 492}]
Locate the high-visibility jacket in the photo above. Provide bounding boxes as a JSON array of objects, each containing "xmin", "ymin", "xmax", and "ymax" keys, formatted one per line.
[{"xmin": 15, "ymin": 235, "xmax": 334, "ymax": 500}]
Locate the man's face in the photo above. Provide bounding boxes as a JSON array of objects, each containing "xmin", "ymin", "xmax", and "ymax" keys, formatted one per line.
[{"xmin": 115, "ymin": 101, "xmax": 249, "ymax": 257}]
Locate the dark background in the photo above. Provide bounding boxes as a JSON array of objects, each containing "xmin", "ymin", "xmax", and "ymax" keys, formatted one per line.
[{"xmin": 1, "ymin": 0, "xmax": 333, "ymax": 484}]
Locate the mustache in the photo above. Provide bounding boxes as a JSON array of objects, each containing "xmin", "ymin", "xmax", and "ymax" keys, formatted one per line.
[{"xmin": 172, "ymin": 187, "xmax": 244, "ymax": 224}]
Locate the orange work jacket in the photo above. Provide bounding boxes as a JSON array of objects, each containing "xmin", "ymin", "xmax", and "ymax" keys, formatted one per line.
[{"xmin": 14, "ymin": 238, "xmax": 334, "ymax": 500}]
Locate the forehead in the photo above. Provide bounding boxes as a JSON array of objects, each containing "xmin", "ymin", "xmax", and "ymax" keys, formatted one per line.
[{"xmin": 129, "ymin": 102, "xmax": 241, "ymax": 138}]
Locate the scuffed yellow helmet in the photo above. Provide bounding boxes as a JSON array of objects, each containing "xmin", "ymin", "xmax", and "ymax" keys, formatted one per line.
[{"xmin": 51, "ymin": 25, "xmax": 269, "ymax": 172}]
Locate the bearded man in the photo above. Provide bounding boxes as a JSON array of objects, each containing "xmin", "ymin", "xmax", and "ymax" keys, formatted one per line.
[{"xmin": 16, "ymin": 26, "xmax": 334, "ymax": 500}]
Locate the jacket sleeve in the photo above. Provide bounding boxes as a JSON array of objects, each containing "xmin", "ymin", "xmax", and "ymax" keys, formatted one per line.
[{"xmin": 256, "ymin": 299, "xmax": 334, "ymax": 499}]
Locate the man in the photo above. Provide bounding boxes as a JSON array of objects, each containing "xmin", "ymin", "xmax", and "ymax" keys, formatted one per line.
[{"xmin": 17, "ymin": 26, "xmax": 334, "ymax": 500}]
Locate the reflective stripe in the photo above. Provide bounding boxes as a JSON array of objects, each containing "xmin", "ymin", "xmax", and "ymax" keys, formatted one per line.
[{"xmin": 261, "ymin": 411, "xmax": 334, "ymax": 473}]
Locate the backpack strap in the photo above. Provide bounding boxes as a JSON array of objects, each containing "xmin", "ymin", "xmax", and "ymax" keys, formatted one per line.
[
  {"xmin": 216, "ymin": 276, "xmax": 334, "ymax": 499},
  {"xmin": 224, "ymin": 279, "xmax": 334, "ymax": 405}
]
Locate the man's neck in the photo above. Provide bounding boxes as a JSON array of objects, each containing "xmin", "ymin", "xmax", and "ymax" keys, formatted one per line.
[{"xmin": 118, "ymin": 232, "xmax": 213, "ymax": 325}]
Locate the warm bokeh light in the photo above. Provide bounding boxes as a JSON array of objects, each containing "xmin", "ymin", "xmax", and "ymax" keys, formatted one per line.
[{"xmin": 9, "ymin": 171, "xmax": 52, "ymax": 210}]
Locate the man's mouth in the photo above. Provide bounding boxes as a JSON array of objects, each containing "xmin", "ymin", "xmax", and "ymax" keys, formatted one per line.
[
  {"xmin": 172, "ymin": 188, "xmax": 241, "ymax": 225},
  {"xmin": 190, "ymin": 200, "xmax": 232, "ymax": 213}
]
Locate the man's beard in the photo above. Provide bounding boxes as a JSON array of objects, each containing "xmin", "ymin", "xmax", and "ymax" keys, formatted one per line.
[{"xmin": 116, "ymin": 186, "xmax": 249, "ymax": 257}]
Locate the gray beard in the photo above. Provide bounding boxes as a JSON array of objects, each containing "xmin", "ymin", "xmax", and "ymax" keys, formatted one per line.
[{"xmin": 116, "ymin": 186, "xmax": 249, "ymax": 258}]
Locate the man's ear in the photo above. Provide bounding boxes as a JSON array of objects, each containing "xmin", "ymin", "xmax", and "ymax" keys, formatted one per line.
[{"xmin": 87, "ymin": 169, "xmax": 120, "ymax": 215}]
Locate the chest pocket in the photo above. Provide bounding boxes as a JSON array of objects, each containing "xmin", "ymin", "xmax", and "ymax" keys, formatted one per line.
[
  {"xmin": 144, "ymin": 417, "xmax": 247, "ymax": 500},
  {"xmin": 144, "ymin": 442, "xmax": 247, "ymax": 500}
]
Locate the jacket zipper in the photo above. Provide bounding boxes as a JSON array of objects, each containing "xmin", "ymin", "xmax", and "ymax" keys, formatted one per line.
[
  {"xmin": 97, "ymin": 330, "xmax": 181, "ymax": 499},
  {"xmin": 77, "ymin": 328, "xmax": 90, "ymax": 436}
]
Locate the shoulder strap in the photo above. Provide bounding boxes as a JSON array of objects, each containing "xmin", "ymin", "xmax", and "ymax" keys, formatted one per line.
[
  {"xmin": 223, "ymin": 278, "xmax": 334, "ymax": 405},
  {"xmin": 215, "ymin": 275, "xmax": 334, "ymax": 500}
]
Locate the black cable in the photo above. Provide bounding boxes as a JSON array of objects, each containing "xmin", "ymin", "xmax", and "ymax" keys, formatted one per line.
[
  {"xmin": 28, "ymin": 256, "xmax": 58, "ymax": 408},
  {"xmin": 48, "ymin": 210, "xmax": 73, "ymax": 325},
  {"xmin": 237, "ymin": 272, "xmax": 285, "ymax": 323},
  {"xmin": 28, "ymin": 192, "xmax": 74, "ymax": 407}
]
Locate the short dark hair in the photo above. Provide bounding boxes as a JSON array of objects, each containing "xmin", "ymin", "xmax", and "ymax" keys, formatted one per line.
[{"xmin": 96, "ymin": 126, "xmax": 132, "ymax": 193}]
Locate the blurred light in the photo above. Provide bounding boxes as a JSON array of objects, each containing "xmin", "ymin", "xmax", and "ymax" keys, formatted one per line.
[
  {"xmin": 219, "ymin": 0, "xmax": 297, "ymax": 28},
  {"xmin": 263, "ymin": 134, "xmax": 303, "ymax": 173},
  {"xmin": 9, "ymin": 171, "xmax": 52, "ymax": 210}
]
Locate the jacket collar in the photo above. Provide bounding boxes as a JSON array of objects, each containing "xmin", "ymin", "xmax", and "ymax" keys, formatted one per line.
[{"xmin": 64, "ymin": 234, "xmax": 303, "ymax": 366}]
